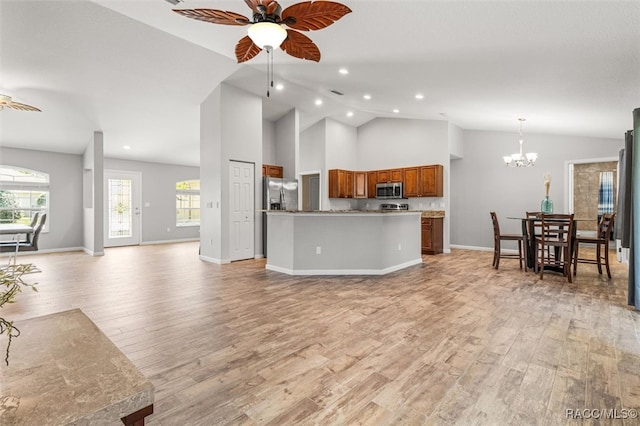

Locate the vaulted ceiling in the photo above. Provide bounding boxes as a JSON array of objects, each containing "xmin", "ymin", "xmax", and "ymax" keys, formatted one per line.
[{"xmin": 1, "ymin": 0, "xmax": 639, "ymax": 166}]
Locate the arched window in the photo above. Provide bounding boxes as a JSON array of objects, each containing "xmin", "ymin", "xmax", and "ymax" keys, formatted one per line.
[
  {"xmin": 0, "ymin": 166, "xmax": 49, "ymax": 228},
  {"xmin": 176, "ymin": 180, "xmax": 200, "ymax": 226}
]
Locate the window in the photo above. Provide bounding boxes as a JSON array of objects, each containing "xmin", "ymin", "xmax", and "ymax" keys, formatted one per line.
[
  {"xmin": 0, "ymin": 166, "xmax": 49, "ymax": 228},
  {"xmin": 176, "ymin": 180, "xmax": 200, "ymax": 226}
]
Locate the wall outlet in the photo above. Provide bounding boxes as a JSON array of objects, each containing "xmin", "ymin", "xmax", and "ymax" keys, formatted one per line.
[
  {"xmin": 398, "ymin": 243, "xmax": 402, "ymax": 251},
  {"xmin": 316, "ymin": 246, "xmax": 322, "ymax": 255},
  {"xmin": 166, "ymin": 227, "xmax": 171, "ymax": 232}
]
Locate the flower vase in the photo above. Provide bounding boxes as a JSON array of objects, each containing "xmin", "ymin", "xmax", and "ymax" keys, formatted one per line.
[{"xmin": 541, "ymin": 196, "xmax": 554, "ymax": 214}]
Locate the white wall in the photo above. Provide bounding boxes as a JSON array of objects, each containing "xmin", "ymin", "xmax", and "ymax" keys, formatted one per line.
[
  {"xmin": 104, "ymin": 157, "xmax": 200, "ymax": 244},
  {"xmin": 448, "ymin": 122, "xmax": 464, "ymax": 159},
  {"xmin": 1, "ymin": 146, "xmax": 84, "ymax": 251},
  {"xmin": 450, "ymin": 129, "xmax": 624, "ymax": 249},
  {"xmin": 82, "ymin": 131, "xmax": 104, "ymax": 255},
  {"xmin": 356, "ymin": 118, "xmax": 449, "ymax": 169},
  {"xmin": 200, "ymin": 86, "xmax": 223, "ymax": 261},
  {"xmin": 262, "ymin": 119, "xmax": 277, "ymax": 165},
  {"xmin": 299, "ymin": 120, "xmax": 326, "ymax": 173},
  {"xmin": 275, "ymin": 109, "xmax": 299, "ymax": 179},
  {"xmin": 200, "ymin": 83, "xmax": 262, "ymax": 263}
]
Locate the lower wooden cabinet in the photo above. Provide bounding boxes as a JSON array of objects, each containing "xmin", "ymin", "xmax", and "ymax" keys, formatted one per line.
[{"xmin": 421, "ymin": 217, "xmax": 443, "ymax": 255}]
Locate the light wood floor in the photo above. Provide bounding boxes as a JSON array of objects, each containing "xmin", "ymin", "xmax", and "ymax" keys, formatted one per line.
[{"xmin": 3, "ymin": 243, "xmax": 639, "ymax": 425}]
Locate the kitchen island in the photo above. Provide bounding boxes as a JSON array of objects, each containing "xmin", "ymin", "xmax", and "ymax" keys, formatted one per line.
[{"xmin": 266, "ymin": 211, "xmax": 422, "ymax": 275}]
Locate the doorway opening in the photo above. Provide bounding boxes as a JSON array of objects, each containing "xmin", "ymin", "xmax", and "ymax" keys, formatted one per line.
[
  {"xmin": 566, "ymin": 157, "xmax": 618, "ymax": 237},
  {"xmin": 300, "ymin": 172, "xmax": 321, "ymax": 211}
]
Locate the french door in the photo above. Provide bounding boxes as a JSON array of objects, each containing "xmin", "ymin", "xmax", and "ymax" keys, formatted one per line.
[{"xmin": 104, "ymin": 170, "xmax": 141, "ymax": 247}]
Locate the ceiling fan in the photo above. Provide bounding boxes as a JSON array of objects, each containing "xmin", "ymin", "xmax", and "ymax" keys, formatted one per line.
[
  {"xmin": 173, "ymin": 0, "xmax": 352, "ymax": 63},
  {"xmin": 0, "ymin": 94, "xmax": 41, "ymax": 112}
]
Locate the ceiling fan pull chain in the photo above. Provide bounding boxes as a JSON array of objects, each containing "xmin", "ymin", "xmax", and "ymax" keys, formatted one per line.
[{"xmin": 266, "ymin": 46, "xmax": 274, "ymax": 98}]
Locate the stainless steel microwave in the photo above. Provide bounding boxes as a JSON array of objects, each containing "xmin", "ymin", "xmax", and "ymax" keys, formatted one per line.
[{"xmin": 376, "ymin": 182, "xmax": 403, "ymax": 199}]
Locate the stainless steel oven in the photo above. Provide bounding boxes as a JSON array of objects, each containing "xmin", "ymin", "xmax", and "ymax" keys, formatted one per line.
[{"xmin": 376, "ymin": 182, "xmax": 403, "ymax": 199}]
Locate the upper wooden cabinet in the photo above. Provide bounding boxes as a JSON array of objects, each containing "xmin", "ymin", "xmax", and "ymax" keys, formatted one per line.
[
  {"xmin": 403, "ymin": 167, "xmax": 420, "ymax": 197},
  {"xmin": 390, "ymin": 169, "xmax": 403, "ymax": 182},
  {"xmin": 403, "ymin": 165, "xmax": 443, "ymax": 197},
  {"xmin": 367, "ymin": 171, "xmax": 377, "ymax": 199},
  {"xmin": 330, "ymin": 164, "xmax": 443, "ymax": 199},
  {"xmin": 354, "ymin": 171, "xmax": 367, "ymax": 198},
  {"xmin": 328, "ymin": 169, "xmax": 354, "ymax": 198},
  {"xmin": 419, "ymin": 165, "xmax": 443, "ymax": 197},
  {"xmin": 377, "ymin": 169, "xmax": 403, "ymax": 183},
  {"xmin": 262, "ymin": 164, "xmax": 283, "ymax": 178}
]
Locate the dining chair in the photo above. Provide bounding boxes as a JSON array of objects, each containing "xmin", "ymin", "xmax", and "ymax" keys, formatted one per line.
[
  {"xmin": 573, "ymin": 213, "xmax": 615, "ymax": 278},
  {"xmin": 490, "ymin": 212, "xmax": 526, "ymax": 271},
  {"xmin": 535, "ymin": 213, "xmax": 574, "ymax": 282}
]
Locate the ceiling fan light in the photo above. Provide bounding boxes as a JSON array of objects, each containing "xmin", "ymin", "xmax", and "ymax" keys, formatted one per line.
[{"xmin": 248, "ymin": 22, "xmax": 287, "ymax": 49}]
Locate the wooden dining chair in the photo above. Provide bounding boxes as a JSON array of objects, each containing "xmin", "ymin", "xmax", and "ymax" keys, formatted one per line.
[
  {"xmin": 573, "ymin": 213, "xmax": 615, "ymax": 278},
  {"xmin": 490, "ymin": 212, "xmax": 526, "ymax": 271},
  {"xmin": 535, "ymin": 213, "xmax": 574, "ymax": 282}
]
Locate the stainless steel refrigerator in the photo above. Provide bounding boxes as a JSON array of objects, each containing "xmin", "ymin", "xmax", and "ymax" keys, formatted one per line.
[{"xmin": 263, "ymin": 177, "xmax": 298, "ymax": 256}]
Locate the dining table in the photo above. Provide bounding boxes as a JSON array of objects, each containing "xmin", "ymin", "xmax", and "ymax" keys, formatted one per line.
[{"xmin": 0, "ymin": 223, "xmax": 34, "ymax": 267}]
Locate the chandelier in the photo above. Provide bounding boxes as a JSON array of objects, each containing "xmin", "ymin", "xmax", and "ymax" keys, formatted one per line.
[{"xmin": 503, "ymin": 118, "xmax": 537, "ymax": 167}]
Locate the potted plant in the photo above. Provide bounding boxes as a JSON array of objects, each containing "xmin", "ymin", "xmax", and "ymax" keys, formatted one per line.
[{"xmin": 0, "ymin": 264, "xmax": 37, "ymax": 365}]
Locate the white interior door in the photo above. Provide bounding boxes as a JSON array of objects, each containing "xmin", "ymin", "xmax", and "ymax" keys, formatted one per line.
[
  {"xmin": 104, "ymin": 170, "xmax": 141, "ymax": 247},
  {"xmin": 229, "ymin": 161, "xmax": 254, "ymax": 261}
]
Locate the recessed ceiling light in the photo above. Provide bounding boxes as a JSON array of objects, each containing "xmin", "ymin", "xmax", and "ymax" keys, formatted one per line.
[
  {"xmin": 275, "ymin": 83, "xmax": 284, "ymax": 91},
  {"xmin": 393, "ymin": 109, "xmax": 400, "ymax": 114},
  {"xmin": 363, "ymin": 94, "xmax": 371, "ymax": 100},
  {"xmin": 346, "ymin": 111, "xmax": 354, "ymax": 117},
  {"xmin": 123, "ymin": 145, "xmax": 131, "ymax": 150},
  {"xmin": 415, "ymin": 93, "xmax": 424, "ymax": 100},
  {"xmin": 315, "ymin": 99, "xmax": 323, "ymax": 106},
  {"xmin": 339, "ymin": 68, "xmax": 349, "ymax": 75}
]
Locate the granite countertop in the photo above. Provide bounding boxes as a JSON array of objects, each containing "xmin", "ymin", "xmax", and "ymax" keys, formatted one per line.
[{"xmin": 0, "ymin": 308, "xmax": 154, "ymax": 425}]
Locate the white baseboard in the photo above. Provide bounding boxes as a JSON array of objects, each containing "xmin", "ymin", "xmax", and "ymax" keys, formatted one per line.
[
  {"xmin": 265, "ymin": 258, "xmax": 423, "ymax": 276},
  {"xmin": 0, "ymin": 246, "xmax": 86, "ymax": 257},
  {"xmin": 450, "ymin": 244, "xmax": 494, "ymax": 252},
  {"xmin": 141, "ymin": 238, "xmax": 199, "ymax": 246},
  {"xmin": 199, "ymin": 255, "xmax": 230, "ymax": 265}
]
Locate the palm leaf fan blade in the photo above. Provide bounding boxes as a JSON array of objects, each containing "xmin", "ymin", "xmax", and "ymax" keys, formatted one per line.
[
  {"xmin": 244, "ymin": 0, "xmax": 259, "ymax": 12},
  {"xmin": 281, "ymin": 30, "xmax": 320, "ymax": 62},
  {"xmin": 265, "ymin": 1, "xmax": 280, "ymax": 15},
  {"xmin": 173, "ymin": 9, "xmax": 250, "ymax": 26},
  {"xmin": 282, "ymin": 1, "xmax": 352, "ymax": 31},
  {"xmin": 235, "ymin": 36, "xmax": 262, "ymax": 63},
  {"xmin": 9, "ymin": 102, "xmax": 41, "ymax": 112}
]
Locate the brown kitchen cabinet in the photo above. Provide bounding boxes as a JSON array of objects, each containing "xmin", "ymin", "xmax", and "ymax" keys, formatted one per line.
[
  {"xmin": 421, "ymin": 217, "xmax": 443, "ymax": 255},
  {"xmin": 328, "ymin": 169, "xmax": 354, "ymax": 198},
  {"xmin": 403, "ymin": 167, "xmax": 419, "ymax": 197},
  {"xmin": 419, "ymin": 165, "xmax": 443, "ymax": 197},
  {"xmin": 404, "ymin": 165, "xmax": 443, "ymax": 197},
  {"xmin": 354, "ymin": 171, "xmax": 367, "ymax": 198},
  {"xmin": 390, "ymin": 168, "xmax": 403, "ymax": 182},
  {"xmin": 262, "ymin": 164, "xmax": 283, "ymax": 178},
  {"xmin": 377, "ymin": 169, "xmax": 403, "ymax": 183},
  {"xmin": 367, "ymin": 171, "xmax": 377, "ymax": 199}
]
